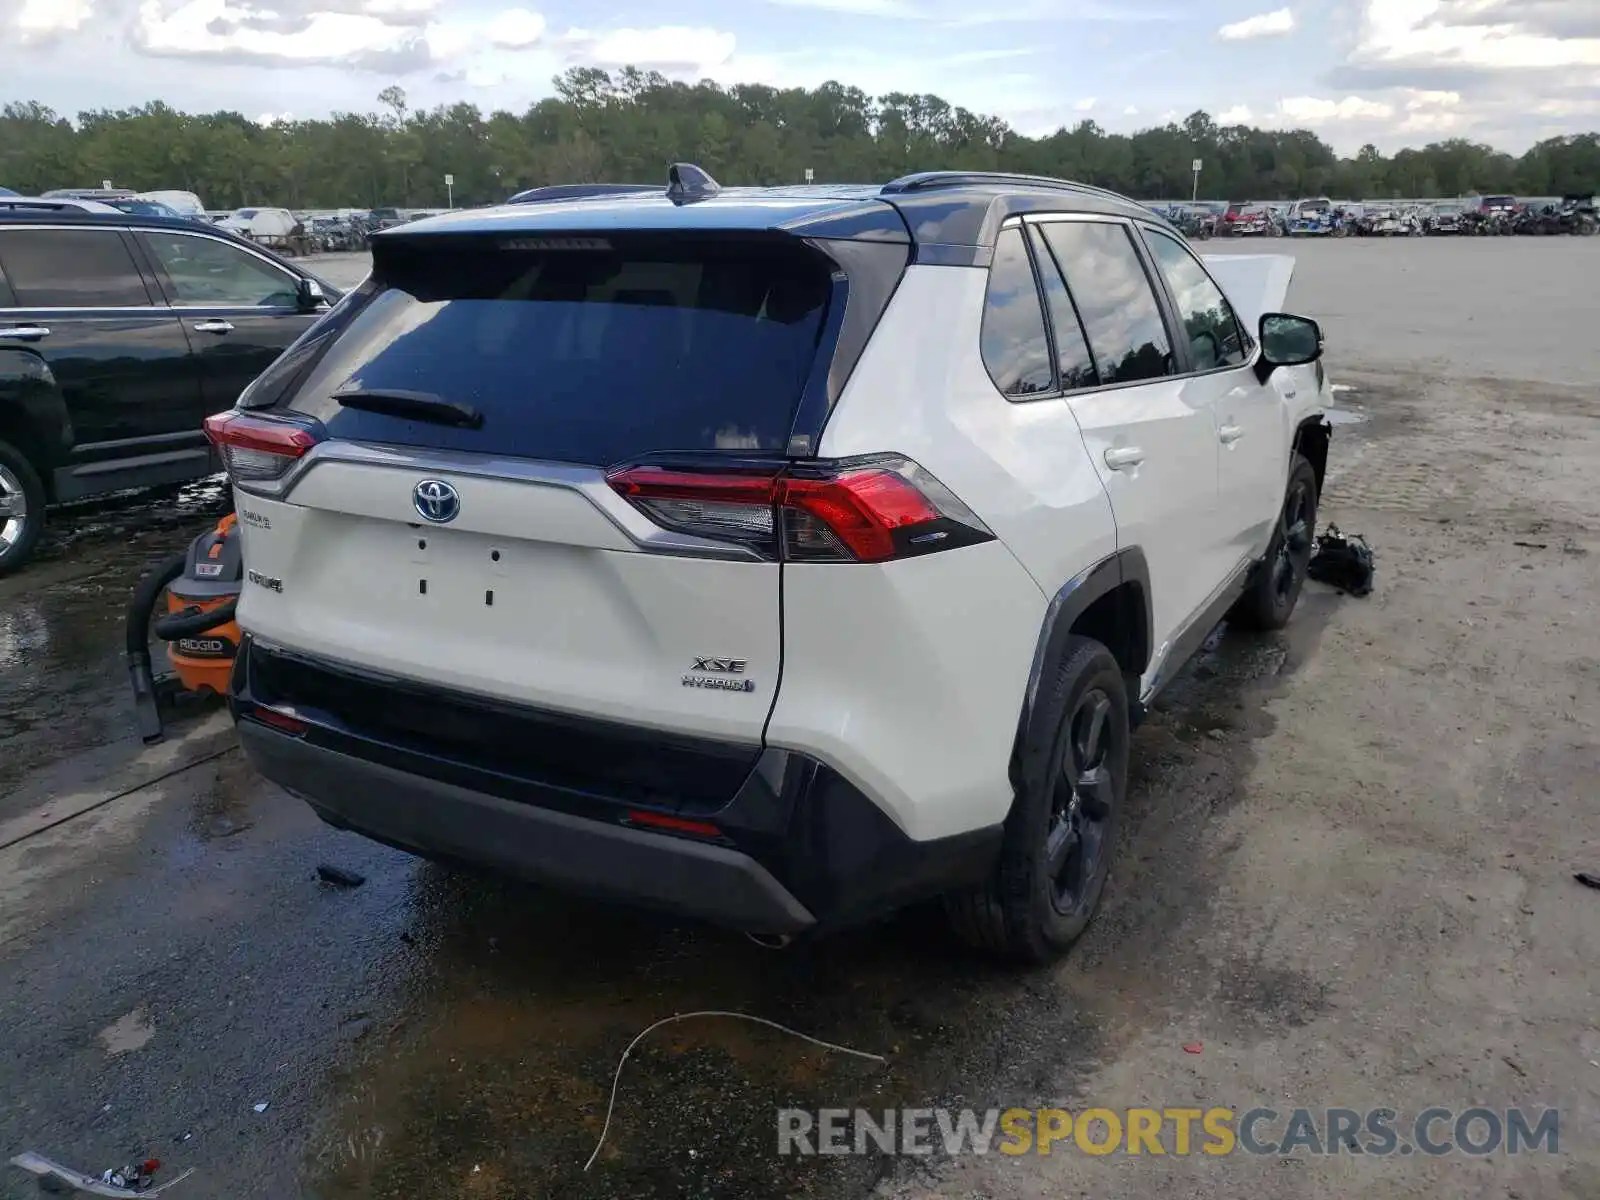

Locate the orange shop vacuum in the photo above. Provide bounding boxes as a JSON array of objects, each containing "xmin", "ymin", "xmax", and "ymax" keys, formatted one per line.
[{"xmin": 126, "ymin": 512, "xmax": 244, "ymax": 743}]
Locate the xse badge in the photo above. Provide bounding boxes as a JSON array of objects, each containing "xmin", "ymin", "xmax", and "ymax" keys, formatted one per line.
[{"xmin": 683, "ymin": 656, "xmax": 756, "ymax": 692}]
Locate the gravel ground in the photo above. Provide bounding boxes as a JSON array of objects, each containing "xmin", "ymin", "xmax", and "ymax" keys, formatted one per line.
[{"xmin": 0, "ymin": 237, "xmax": 1596, "ymax": 1200}]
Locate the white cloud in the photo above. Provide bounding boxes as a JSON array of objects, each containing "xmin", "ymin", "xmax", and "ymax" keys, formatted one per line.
[
  {"xmin": 1355, "ymin": 0, "xmax": 1600, "ymax": 70},
  {"xmin": 136, "ymin": 0, "xmax": 423, "ymax": 63},
  {"xmin": 363, "ymin": 0, "xmax": 437, "ymax": 17},
  {"xmin": 563, "ymin": 25, "xmax": 737, "ymax": 72},
  {"xmin": 423, "ymin": 20, "xmax": 474, "ymax": 59},
  {"xmin": 1218, "ymin": 103, "xmax": 1254, "ymax": 122},
  {"xmin": 466, "ymin": 64, "xmax": 505, "ymax": 87},
  {"xmin": 1123, "ymin": 104, "xmax": 1140, "ymax": 115},
  {"xmin": 1277, "ymin": 94, "xmax": 1395, "ymax": 121},
  {"xmin": 1218, "ymin": 7, "xmax": 1296, "ymax": 40},
  {"xmin": 1074, "ymin": 96, "xmax": 1097, "ymax": 111},
  {"xmin": 16, "ymin": 0, "xmax": 95, "ymax": 40},
  {"xmin": 763, "ymin": 0, "xmax": 923, "ymax": 16},
  {"xmin": 487, "ymin": 7, "xmax": 544, "ymax": 48}
]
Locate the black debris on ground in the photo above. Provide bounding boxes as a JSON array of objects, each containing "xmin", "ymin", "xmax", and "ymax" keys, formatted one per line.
[
  {"xmin": 315, "ymin": 864, "xmax": 367, "ymax": 889},
  {"xmin": 1308, "ymin": 525, "xmax": 1375, "ymax": 597}
]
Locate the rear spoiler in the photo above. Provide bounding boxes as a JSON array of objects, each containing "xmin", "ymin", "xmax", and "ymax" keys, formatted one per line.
[{"xmin": 1202, "ymin": 253, "xmax": 1295, "ymax": 327}]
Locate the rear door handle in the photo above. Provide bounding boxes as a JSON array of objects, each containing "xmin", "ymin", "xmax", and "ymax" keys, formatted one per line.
[
  {"xmin": 0, "ymin": 326, "xmax": 50, "ymax": 341},
  {"xmin": 1104, "ymin": 446, "xmax": 1145, "ymax": 470},
  {"xmin": 191, "ymin": 320, "xmax": 234, "ymax": 334},
  {"xmin": 1219, "ymin": 424, "xmax": 1245, "ymax": 444}
]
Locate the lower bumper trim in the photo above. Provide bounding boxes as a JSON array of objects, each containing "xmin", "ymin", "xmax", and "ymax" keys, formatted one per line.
[{"xmin": 239, "ymin": 721, "xmax": 816, "ymax": 935}]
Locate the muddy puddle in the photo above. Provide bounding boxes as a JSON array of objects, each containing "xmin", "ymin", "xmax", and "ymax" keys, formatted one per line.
[
  {"xmin": 0, "ymin": 478, "xmax": 231, "ymax": 799},
  {"xmin": 301, "ymin": 599, "xmax": 1341, "ymax": 1200}
]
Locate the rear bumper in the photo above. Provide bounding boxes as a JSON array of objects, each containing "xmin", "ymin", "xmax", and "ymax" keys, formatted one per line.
[
  {"xmin": 239, "ymin": 721, "xmax": 817, "ymax": 933},
  {"xmin": 232, "ymin": 638, "xmax": 1001, "ymax": 934}
]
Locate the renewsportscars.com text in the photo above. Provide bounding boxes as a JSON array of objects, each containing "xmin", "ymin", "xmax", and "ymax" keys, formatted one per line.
[{"xmin": 778, "ymin": 1106, "xmax": 1560, "ymax": 1158}]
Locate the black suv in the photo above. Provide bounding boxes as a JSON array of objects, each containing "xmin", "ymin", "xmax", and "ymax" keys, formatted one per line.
[{"xmin": 0, "ymin": 205, "xmax": 340, "ymax": 573}]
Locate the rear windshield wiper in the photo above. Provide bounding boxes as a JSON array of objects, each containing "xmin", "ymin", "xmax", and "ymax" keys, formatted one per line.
[{"xmin": 332, "ymin": 388, "xmax": 483, "ymax": 429}]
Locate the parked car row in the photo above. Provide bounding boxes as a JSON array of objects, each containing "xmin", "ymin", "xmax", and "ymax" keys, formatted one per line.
[{"xmin": 1194, "ymin": 193, "xmax": 1598, "ymax": 239}]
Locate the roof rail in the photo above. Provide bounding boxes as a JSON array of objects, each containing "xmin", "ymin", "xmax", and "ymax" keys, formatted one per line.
[
  {"xmin": 0, "ymin": 198, "xmax": 111, "ymax": 213},
  {"xmin": 507, "ymin": 183, "xmax": 658, "ymax": 205},
  {"xmin": 880, "ymin": 171, "xmax": 1130, "ymax": 205}
]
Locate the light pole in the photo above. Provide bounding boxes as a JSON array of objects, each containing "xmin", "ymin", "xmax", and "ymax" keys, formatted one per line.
[
  {"xmin": 1191, "ymin": 158, "xmax": 1202, "ymax": 203},
  {"xmin": 445, "ymin": 173, "xmax": 454, "ymax": 209}
]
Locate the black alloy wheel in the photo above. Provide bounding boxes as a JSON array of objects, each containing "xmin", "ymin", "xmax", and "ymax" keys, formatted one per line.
[{"xmin": 1046, "ymin": 686, "xmax": 1118, "ymax": 919}]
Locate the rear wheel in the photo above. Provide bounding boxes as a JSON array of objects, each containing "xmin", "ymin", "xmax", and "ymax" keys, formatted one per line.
[
  {"xmin": 0, "ymin": 438, "xmax": 45, "ymax": 578},
  {"xmin": 1228, "ymin": 454, "xmax": 1318, "ymax": 631},
  {"xmin": 946, "ymin": 636, "xmax": 1128, "ymax": 963}
]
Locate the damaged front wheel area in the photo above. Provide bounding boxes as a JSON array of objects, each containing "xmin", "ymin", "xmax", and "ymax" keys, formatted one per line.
[{"xmin": 1229, "ymin": 453, "xmax": 1319, "ymax": 632}]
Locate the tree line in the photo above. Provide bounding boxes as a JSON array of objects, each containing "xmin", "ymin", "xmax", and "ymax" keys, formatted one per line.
[{"xmin": 2, "ymin": 68, "xmax": 1597, "ymax": 211}]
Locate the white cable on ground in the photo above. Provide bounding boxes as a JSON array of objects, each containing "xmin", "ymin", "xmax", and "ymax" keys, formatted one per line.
[{"xmin": 583, "ymin": 1010, "xmax": 888, "ymax": 1172}]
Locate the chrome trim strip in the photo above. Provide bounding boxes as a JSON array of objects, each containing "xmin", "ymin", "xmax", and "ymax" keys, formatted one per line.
[{"xmin": 259, "ymin": 440, "xmax": 768, "ymax": 562}]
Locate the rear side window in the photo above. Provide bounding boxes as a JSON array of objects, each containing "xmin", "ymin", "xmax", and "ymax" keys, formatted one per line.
[
  {"xmin": 1039, "ymin": 222, "xmax": 1173, "ymax": 386},
  {"xmin": 980, "ymin": 227, "xmax": 1053, "ymax": 399},
  {"xmin": 282, "ymin": 236, "xmax": 831, "ymax": 465},
  {"xmin": 1026, "ymin": 226, "xmax": 1098, "ymax": 391},
  {"xmin": 1142, "ymin": 229, "xmax": 1248, "ymax": 371},
  {"xmin": 0, "ymin": 229, "xmax": 151, "ymax": 307}
]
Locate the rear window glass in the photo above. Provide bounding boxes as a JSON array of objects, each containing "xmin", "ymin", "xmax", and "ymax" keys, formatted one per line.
[
  {"xmin": 0, "ymin": 228, "xmax": 151, "ymax": 307},
  {"xmin": 1040, "ymin": 222, "xmax": 1174, "ymax": 386},
  {"xmin": 282, "ymin": 236, "xmax": 831, "ymax": 465}
]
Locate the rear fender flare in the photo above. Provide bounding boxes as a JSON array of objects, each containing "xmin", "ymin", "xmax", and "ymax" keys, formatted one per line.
[
  {"xmin": 1008, "ymin": 548, "xmax": 1152, "ymax": 801},
  {"xmin": 0, "ymin": 350, "xmax": 72, "ymax": 479}
]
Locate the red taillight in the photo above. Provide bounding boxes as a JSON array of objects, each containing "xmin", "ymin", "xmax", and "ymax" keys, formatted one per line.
[
  {"xmin": 605, "ymin": 455, "xmax": 992, "ymax": 564},
  {"xmin": 252, "ymin": 706, "xmax": 308, "ymax": 736},
  {"xmin": 626, "ymin": 810, "xmax": 724, "ymax": 839},
  {"xmin": 204, "ymin": 410, "xmax": 322, "ymax": 486},
  {"xmin": 782, "ymin": 471, "xmax": 939, "ymax": 562}
]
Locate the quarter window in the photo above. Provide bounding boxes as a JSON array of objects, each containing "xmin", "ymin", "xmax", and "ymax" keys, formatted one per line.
[
  {"xmin": 143, "ymin": 233, "xmax": 299, "ymax": 307},
  {"xmin": 980, "ymin": 227, "xmax": 1054, "ymax": 399},
  {"xmin": 0, "ymin": 229, "xmax": 151, "ymax": 308},
  {"xmin": 1039, "ymin": 222, "xmax": 1174, "ymax": 386},
  {"xmin": 1143, "ymin": 229, "xmax": 1247, "ymax": 370}
]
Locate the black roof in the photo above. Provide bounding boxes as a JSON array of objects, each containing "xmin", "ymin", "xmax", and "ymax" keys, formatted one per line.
[
  {"xmin": 0, "ymin": 205, "xmax": 219, "ymax": 233},
  {"xmin": 0, "ymin": 207, "xmax": 331, "ymax": 285},
  {"xmin": 392, "ymin": 170, "xmax": 1171, "ymax": 265}
]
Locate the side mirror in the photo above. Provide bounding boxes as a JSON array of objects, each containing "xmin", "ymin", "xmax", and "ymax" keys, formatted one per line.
[
  {"xmin": 296, "ymin": 276, "xmax": 327, "ymax": 312},
  {"xmin": 1257, "ymin": 312, "xmax": 1322, "ymax": 377}
]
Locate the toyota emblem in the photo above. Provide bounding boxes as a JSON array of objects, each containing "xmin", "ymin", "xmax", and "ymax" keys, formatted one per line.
[{"xmin": 413, "ymin": 479, "xmax": 460, "ymax": 523}]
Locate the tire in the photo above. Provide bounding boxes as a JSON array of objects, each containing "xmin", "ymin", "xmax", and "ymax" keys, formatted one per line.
[
  {"xmin": 945, "ymin": 636, "xmax": 1128, "ymax": 964},
  {"xmin": 1228, "ymin": 454, "xmax": 1318, "ymax": 632},
  {"xmin": 0, "ymin": 437, "xmax": 46, "ymax": 578}
]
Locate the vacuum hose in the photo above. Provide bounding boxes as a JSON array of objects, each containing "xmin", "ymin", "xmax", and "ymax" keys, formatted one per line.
[
  {"xmin": 126, "ymin": 552, "xmax": 187, "ymax": 745},
  {"xmin": 154, "ymin": 597, "xmax": 239, "ymax": 640}
]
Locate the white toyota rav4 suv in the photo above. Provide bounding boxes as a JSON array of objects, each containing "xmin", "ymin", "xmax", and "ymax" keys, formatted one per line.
[{"xmin": 210, "ymin": 168, "xmax": 1332, "ymax": 962}]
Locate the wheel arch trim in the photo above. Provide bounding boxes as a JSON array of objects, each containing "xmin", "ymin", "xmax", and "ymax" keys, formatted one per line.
[{"xmin": 1009, "ymin": 547, "xmax": 1152, "ymax": 798}]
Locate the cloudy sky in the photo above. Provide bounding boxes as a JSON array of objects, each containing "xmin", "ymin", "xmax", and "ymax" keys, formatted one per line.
[{"xmin": 4, "ymin": 0, "xmax": 1598, "ymax": 153}]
